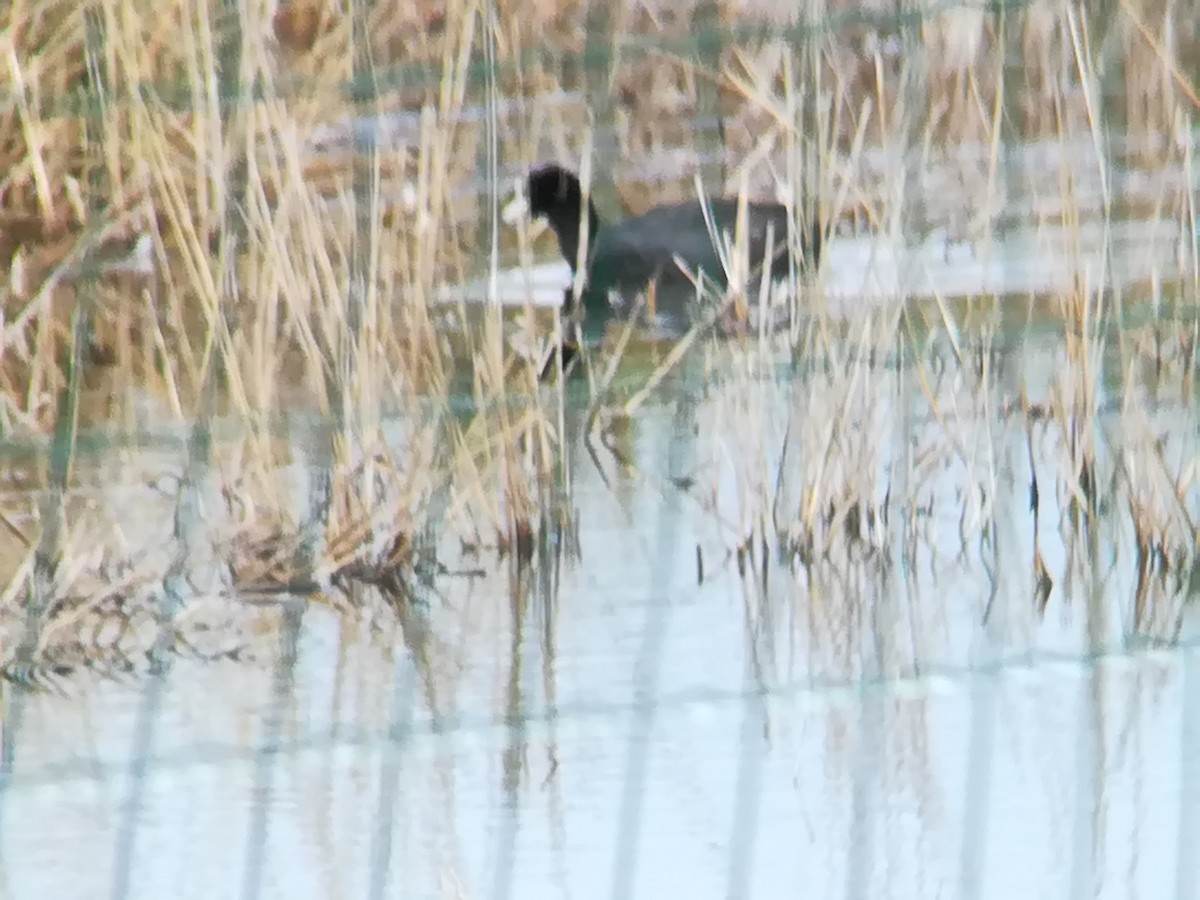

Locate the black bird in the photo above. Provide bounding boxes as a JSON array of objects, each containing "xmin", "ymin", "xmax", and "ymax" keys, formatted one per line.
[{"xmin": 508, "ymin": 163, "xmax": 822, "ymax": 341}]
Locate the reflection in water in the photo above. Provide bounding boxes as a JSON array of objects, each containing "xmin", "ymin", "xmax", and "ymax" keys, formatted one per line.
[{"xmin": 6, "ymin": 321, "xmax": 1198, "ymax": 898}]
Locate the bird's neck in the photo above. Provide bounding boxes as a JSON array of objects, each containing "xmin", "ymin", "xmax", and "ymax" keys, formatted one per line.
[{"xmin": 549, "ymin": 202, "xmax": 601, "ymax": 274}]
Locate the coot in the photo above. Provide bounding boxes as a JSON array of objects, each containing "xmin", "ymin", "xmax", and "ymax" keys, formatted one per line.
[{"xmin": 505, "ymin": 163, "xmax": 822, "ymax": 336}]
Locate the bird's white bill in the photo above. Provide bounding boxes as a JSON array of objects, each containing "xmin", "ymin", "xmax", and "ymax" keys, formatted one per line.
[
  {"xmin": 500, "ymin": 186, "xmax": 549, "ymax": 240},
  {"xmin": 500, "ymin": 188, "xmax": 529, "ymax": 225}
]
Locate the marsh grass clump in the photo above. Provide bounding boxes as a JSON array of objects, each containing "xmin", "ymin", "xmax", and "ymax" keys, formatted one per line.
[
  {"xmin": 686, "ymin": 301, "xmax": 1196, "ymax": 684},
  {"xmin": 0, "ymin": 0, "xmax": 573, "ymax": 678},
  {"xmin": 1, "ymin": 0, "xmax": 1197, "ymax": 679}
]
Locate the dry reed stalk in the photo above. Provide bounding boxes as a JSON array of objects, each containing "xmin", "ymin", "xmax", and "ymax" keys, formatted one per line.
[{"xmin": 1113, "ymin": 381, "xmax": 1197, "ymax": 637}]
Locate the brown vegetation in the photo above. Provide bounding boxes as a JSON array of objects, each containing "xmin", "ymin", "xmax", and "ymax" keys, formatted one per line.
[{"xmin": 0, "ymin": 0, "xmax": 1196, "ymax": 679}]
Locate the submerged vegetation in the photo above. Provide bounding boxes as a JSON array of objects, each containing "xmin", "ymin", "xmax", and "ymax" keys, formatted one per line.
[{"xmin": 0, "ymin": 0, "xmax": 1197, "ymax": 681}]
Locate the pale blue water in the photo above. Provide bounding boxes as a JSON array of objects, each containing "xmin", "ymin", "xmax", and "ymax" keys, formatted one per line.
[{"xmin": 2, "ymin": 326, "xmax": 1198, "ymax": 899}]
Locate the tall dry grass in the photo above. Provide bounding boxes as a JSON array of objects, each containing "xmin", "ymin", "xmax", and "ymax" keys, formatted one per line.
[
  {"xmin": 670, "ymin": 0, "xmax": 1199, "ymax": 662},
  {"xmin": 0, "ymin": 0, "xmax": 571, "ymax": 678},
  {"xmin": 0, "ymin": 0, "xmax": 1197, "ymax": 678}
]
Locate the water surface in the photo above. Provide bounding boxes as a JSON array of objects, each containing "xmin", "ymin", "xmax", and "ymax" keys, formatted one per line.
[{"xmin": 2, "ymin": 321, "xmax": 1198, "ymax": 898}]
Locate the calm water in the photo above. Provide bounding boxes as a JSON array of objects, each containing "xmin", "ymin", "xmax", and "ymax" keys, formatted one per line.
[{"xmin": 2, "ymin": 322, "xmax": 1199, "ymax": 899}]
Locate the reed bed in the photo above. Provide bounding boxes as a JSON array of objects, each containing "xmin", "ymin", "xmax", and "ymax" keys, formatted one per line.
[{"xmin": 0, "ymin": 0, "xmax": 1197, "ymax": 680}]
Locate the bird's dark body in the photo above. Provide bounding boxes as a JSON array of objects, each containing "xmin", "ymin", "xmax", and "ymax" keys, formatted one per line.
[{"xmin": 518, "ymin": 163, "xmax": 822, "ymax": 373}]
